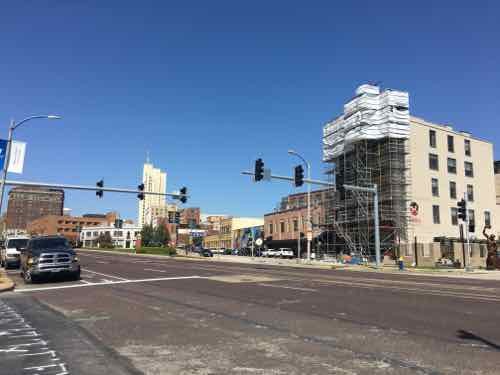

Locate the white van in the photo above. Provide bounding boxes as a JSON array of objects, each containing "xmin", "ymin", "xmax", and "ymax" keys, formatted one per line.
[{"xmin": 0, "ymin": 235, "xmax": 30, "ymax": 269}]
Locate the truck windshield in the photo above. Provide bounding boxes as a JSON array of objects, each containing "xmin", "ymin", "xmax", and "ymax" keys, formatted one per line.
[
  {"xmin": 31, "ymin": 238, "xmax": 69, "ymax": 250},
  {"xmin": 6, "ymin": 239, "xmax": 29, "ymax": 249}
]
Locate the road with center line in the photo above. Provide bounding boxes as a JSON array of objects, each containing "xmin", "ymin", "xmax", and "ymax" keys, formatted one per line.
[{"xmin": 2, "ymin": 249, "xmax": 500, "ymax": 374}]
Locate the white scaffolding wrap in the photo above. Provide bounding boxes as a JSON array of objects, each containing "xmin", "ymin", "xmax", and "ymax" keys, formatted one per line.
[{"xmin": 323, "ymin": 84, "xmax": 410, "ymax": 161}]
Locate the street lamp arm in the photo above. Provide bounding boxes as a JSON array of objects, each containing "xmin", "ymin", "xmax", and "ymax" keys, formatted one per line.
[{"xmin": 11, "ymin": 115, "xmax": 61, "ymax": 130}]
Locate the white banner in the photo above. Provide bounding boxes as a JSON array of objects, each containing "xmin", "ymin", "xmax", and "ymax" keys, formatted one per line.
[{"xmin": 8, "ymin": 141, "xmax": 26, "ymax": 174}]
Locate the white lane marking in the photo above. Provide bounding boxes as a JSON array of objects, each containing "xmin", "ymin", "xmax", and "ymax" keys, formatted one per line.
[
  {"xmin": 15, "ymin": 276, "xmax": 201, "ymax": 292},
  {"xmin": 96, "ymin": 261, "xmax": 109, "ymax": 264},
  {"xmin": 83, "ymin": 269, "xmax": 128, "ymax": 281},
  {"xmin": 143, "ymin": 268, "xmax": 167, "ymax": 273},
  {"xmin": 79, "ymin": 280, "xmax": 91, "ymax": 284},
  {"xmin": 258, "ymin": 283, "xmax": 317, "ymax": 292}
]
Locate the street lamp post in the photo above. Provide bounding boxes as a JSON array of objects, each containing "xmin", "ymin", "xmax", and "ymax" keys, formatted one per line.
[
  {"xmin": 288, "ymin": 150, "xmax": 312, "ymax": 261},
  {"xmin": 0, "ymin": 115, "xmax": 62, "ymax": 218}
]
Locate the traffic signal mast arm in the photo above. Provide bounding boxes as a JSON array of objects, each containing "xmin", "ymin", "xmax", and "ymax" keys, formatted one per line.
[
  {"xmin": 242, "ymin": 171, "xmax": 334, "ymax": 187},
  {"xmin": 4, "ymin": 179, "xmax": 185, "ymax": 199}
]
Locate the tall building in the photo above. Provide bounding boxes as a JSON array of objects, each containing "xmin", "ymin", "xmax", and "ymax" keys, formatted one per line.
[
  {"xmin": 138, "ymin": 161, "xmax": 167, "ymax": 227},
  {"xmin": 6, "ymin": 186, "xmax": 64, "ymax": 230},
  {"xmin": 322, "ymin": 84, "xmax": 497, "ymax": 257}
]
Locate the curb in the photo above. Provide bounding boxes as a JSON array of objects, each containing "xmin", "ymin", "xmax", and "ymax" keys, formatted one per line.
[{"xmin": 0, "ymin": 268, "xmax": 15, "ymax": 293}]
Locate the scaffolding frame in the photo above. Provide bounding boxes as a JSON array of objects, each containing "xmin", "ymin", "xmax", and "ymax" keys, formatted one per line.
[{"xmin": 321, "ymin": 137, "xmax": 411, "ymax": 259}]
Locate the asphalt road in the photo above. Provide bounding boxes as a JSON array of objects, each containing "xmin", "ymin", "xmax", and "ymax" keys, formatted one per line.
[{"xmin": 2, "ymin": 250, "xmax": 500, "ymax": 375}]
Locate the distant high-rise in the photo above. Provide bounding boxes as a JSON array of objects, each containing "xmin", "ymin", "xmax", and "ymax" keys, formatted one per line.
[
  {"xmin": 6, "ymin": 186, "xmax": 64, "ymax": 230},
  {"xmin": 138, "ymin": 160, "xmax": 167, "ymax": 227}
]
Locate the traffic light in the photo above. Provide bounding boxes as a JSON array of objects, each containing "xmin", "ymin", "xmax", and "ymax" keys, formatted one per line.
[
  {"xmin": 294, "ymin": 165, "xmax": 304, "ymax": 187},
  {"xmin": 96, "ymin": 180, "xmax": 104, "ymax": 198},
  {"xmin": 180, "ymin": 187, "xmax": 187, "ymax": 204},
  {"xmin": 457, "ymin": 199, "xmax": 467, "ymax": 221},
  {"xmin": 137, "ymin": 183, "xmax": 145, "ymax": 200},
  {"xmin": 254, "ymin": 158, "xmax": 264, "ymax": 182}
]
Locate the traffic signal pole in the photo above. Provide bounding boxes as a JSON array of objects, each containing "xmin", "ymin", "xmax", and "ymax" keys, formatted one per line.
[
  {"xmin": 3, "ymin": 179, "xmax": 185, "ymax": 199},
  {"xmin": 242, "ymin": 171, "xmax": 334, "ymax": 187},
  {"xmin": 464, "ymin": 193, "xmax": 472, "ymax": 272}
]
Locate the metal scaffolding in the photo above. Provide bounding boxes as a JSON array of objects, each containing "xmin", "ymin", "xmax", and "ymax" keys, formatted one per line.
[{"xmin": 321, "ymin": 137, "xmax": 411, "ymax": 259}]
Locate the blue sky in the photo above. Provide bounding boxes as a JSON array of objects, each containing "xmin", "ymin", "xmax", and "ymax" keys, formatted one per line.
[{"xmin": 1, "ymin": 1, "xmax": 499, "ymax": 220}]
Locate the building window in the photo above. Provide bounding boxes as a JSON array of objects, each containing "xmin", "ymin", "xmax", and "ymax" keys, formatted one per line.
[
  {"xmin": 465, "ymin": 162, "xmax": 474, "ymax": 177},
  {"xmin": 433, "ymin": 205, "xmax": 440, "ymax": 224},
  {"xmin": 447, "ymin": 158, "xmax": 457, "ymax": 174},
  {"xmin": 449, "ymin": 181, "xmax": 457, "ymax": 199},
  {"xmin": 464, "ymin": 139, "xmax": 471, "ymax": 156},
  {"xmin": 429, "ymin": 130, "xmax": 436, "ymax": 148},
  {"xmin": 269, "ymin": 223, "xmax": 273, "ymax": 235},
  {"xmin": 468, "ymin": 209, "xmax": 475, "ymax": 229},
  {"xmin": 280, "ymin": 221, "xmax": 285, "ymax": 233},
  {"xmin": 467, "ymin": 185, "xmax": 474, "ymax": 202},
  {"xmin": 485, "ymin": 211, "xmax": 491, "ymax": 227},
  {"xmin": 293, "ymin": 219, "xmax": 298, "ymax": 232},
  {"xmin": 447, "ymin": 135, "xmax": 454, "ymax": 153},
  {"xmin": 451, "ymin": 208, "xmax": 458, "ymax": 226},
  {"xmin": 431, "ymin": 178, "xmax": 439, "ymax": 197},
  {"xmin": 429, "ymin": 154, "xmax": 439, "ymax": 171}
]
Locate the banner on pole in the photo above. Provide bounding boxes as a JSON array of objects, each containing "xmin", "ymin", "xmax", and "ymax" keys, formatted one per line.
[
  {"xmin": 0, "ymin": 139, "xmax": 7, "ymax": 170},
  {"xmin": 9, "ymin": 141, "xmax": 26, "ymax": 174},
  {"xmin": 0, "ymin": 139, "xmax": 26, "ymax": 174}
]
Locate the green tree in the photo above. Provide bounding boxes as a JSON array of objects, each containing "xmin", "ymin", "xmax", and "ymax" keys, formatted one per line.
[
  {"xmin": 97, "ymin": 232, "xmax": 114, "ymax": 249},
  {"xmin": 141, "ymin": 224, "xmax": 155, "ymax": 247},
  {"xmin": 152, "ymin": 225, "xmax": 170, "ymax": 247}
]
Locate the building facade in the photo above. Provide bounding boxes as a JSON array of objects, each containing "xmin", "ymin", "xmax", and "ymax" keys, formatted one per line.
[
  {"xmin": 322, "ymin": 84, "xmax": 497, "ymax": 258},
  {"xmin": 27, "ymin": 212, "xmax": 118, "ymax": 244},
  {"xmin": 138, "ymin": 161, "xmax": 167, "ymax": 228},
  {"xmin": 81, "ymin": 223, "xmax": 141, "ymax": 249},
  {"xmin": 409, "ymin": 116, "xmax": 496, "ymax": 243},
  {"xmin": 180, "ymin": 207, "xmax": 201, "ymax": 228},
  {"xmin": 6, "ymin": 186, "xmax": 64, "ymax": 230},
  {"xmin": 203, "ymin": 217, "xmax": 264, "ymax": 250},
  {"xmin": 201, "ymin": 215, "xmax": 229, "ymax": 231}
]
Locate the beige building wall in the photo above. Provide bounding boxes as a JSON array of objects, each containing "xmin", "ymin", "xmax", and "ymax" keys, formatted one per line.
[
  {"xmin": 409, "ymin": 116, "xmax": 496, "ymax": 243},
  {"xmin": 138, "ymin": 162, "xmax": 167, "ymax": 227}
]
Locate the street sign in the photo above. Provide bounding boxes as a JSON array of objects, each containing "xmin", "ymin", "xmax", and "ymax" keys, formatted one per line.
[
  {"xmin": 263, "ymin": 168, "xmax": 271, "ymax": 181},
  {"xmin": 255, "ymin": 238, "xmax": 263, "ymax": 246}
]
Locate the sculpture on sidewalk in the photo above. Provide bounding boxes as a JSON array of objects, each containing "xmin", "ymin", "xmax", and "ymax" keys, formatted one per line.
[{"xmin": 483, "ymin": 225, "xmax": 499, "ymax": 270}]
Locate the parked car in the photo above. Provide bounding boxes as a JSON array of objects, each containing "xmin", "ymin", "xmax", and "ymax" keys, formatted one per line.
[
  {"xmin": 279, "ymin": 248, "xmax": 294, "ymax": 259},
  {"xmin": 199, "ymin": 248, "xmax": 213, "ymax": 257},
  {"xmin": 264, "ymin": 249, "xmax": 280, "ymax": 257},
  {"xmin": 0, "ymin": 235, "xmax": 29, "ymax": 269},
  {"xmin": 20, "ymin": 236, "xmax": 81, "ymax": 284}
]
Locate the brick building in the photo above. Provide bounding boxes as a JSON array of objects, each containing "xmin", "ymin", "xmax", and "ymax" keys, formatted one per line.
[
  {"xmin": 27, "ymin": 212, "xmax": 118, "ymax": 245},
  {"xmin": 6, "ymin": 186, "xmax": 64, "ymax": 230},
  {"xmin": 180, "ymin": 207, "xmax": 201, "ymax": 228},
  {"xmin": 264, "ymin": 190, "xmax": 329, "ymax": 255}
]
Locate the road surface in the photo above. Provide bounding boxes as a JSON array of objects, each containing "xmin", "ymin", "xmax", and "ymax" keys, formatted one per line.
[{"xmin": 1, "ymin": 249, "xmax": 500, "ymax": 374}]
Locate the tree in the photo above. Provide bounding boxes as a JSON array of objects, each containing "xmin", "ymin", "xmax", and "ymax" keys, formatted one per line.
[
  {"xmin": 141, "ymin": 224, "xmax": 155, "ymax": 247},
  {"xmin": 141, "ymin": 224, "xmax": 170, "ymax": 247},
  {"xmin": 97, "ymin": 232, "xmax": 114, "ymax": 249},
  {"xmin": 152, "ymin": 225, "xmax": 170, "ymax": 247}
]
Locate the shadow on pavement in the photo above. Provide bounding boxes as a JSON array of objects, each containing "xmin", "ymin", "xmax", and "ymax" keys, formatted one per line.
[{"xmin": 457, "ymin": 329, "xmax": 500, "ymax": 351}]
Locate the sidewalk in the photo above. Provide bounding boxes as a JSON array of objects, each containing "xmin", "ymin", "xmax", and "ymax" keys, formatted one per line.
[{"xmin": 0, "ymin": 268, "xmax": 15, "ymax": 292}]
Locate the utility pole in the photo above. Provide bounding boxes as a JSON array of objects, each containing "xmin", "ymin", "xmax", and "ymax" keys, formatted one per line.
[{"xmin": 464, "ymin": 192, "xmax": 472, "ymax": 272}]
